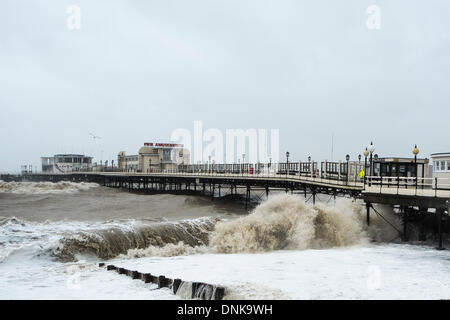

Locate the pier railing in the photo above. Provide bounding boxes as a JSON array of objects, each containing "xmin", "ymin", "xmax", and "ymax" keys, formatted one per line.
[
  {"xmin": 364, "ymin": 176, "xmax": 450, "ymax": 198},
  {"xmin": 89, "ymin": 167, "xmax": 450, "ymax": 198},
  {"xmin": 108, "ymin": 162, "xmax": 366, "ymax": 185}
]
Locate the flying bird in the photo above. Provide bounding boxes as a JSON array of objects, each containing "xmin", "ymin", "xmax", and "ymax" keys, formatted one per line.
[{"xmin": 88, "ymin": 132, "xmax": 101, "ymax": 139}]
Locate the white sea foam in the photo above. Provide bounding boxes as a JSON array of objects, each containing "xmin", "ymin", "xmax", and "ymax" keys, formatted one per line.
[
  {"xmin": 119, "ymin": 242, "xmax": 209, "ymax": 259},
  {"xmin": 0, "ymin": 181, "xmax": 99, "ymax": 194},
  {"xmin": 209, "ymin": 194, "xmax": 369, "ymax": 253}
]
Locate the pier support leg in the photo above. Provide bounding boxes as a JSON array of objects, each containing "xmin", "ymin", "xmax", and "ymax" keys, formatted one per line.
[
  {"xmin": 436, "ymin": 208, "xmax": 445, "ymax": 250},
  {"xmin": 402, "ymin": 207, "xmax": 409, "ymax": 242},
  {"xmin": 312, "ymin": 191, "xmax": 316, "ymax": 205},
  {"xmin": 245, "ymin": 186, "xmax": 250, "ymax": 211},
  {"xmin": 266, "ymin": 186, "xmax": 269, "ymax": 198},
  {"xmin": 419, "ymin": 214, "xmax": 426, "ymax": 241},
  {"xmin": 366, "ymin": 202, "xmax": 370, "ymax": 226}
]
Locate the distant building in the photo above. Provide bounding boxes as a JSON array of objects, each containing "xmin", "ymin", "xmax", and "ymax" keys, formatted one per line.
[
  {"xmin": 118, "ymin": 143, "xmax": 190, "ymax": 172},
  {"xmin": 430, "ymin": 152, "xmax": 450, "ymax": 179},
  {"xmin": 117, "ymin": 152, "xmax": 139, "ymax": 171},
  {"xmin": 41, "ymin": 154, "xmax": 93, "ymax": 173}
]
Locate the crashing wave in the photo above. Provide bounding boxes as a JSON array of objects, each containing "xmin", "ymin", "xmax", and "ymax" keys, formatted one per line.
[
  {"xmin": 53, "ymin": 217, "xmax": 217, "ymax": 261},
  {"xmin": 0, "ymin": 181, "xmax": 99, "ymax": 194},
  {"xmin": 209, "ymin": 194, "xmax": 403, "ymax": 253}
]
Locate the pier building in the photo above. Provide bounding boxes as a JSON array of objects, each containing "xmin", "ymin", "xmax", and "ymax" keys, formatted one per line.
[
  {"xmin": 117, "ymin": 143, "xmax": 190, "ymax": 173},
  {"xmin": 41, "ymin": 154, "xmax": 93, "ymax": 173},
  {"xmin": 431, "ymin": 152, "xmax": 450, "ymax": 179}
]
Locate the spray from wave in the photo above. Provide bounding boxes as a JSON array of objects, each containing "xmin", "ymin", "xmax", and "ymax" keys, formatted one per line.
[
  {"xmin": 118, "ymin": 195, "xmax": 403, "ymax": 259},
  {"xmin": 0, "ymin": 181, "xmax": 98, "ymax": 194},
  {"xmin": 209, "ymin": 194, "xmax": 369, "ymax": 253}
]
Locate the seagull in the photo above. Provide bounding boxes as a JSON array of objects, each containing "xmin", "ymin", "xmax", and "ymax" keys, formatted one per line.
[{"xmin": 89, "ymin": 132, "xmax": 101, "ymax": 139}]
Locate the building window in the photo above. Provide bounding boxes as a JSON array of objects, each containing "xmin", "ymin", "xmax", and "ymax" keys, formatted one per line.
[{"xmin": 163, "ymin": 149, "xmax": 171, "ymax": 161}]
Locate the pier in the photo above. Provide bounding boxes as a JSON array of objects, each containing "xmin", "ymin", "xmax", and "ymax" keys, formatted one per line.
[{"xmin": 2, "ymin": 161, "xmax": 449, "ymax": 249}]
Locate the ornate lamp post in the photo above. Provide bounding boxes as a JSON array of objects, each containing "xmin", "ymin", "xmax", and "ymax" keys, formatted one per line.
[
  {"xmin": 363, "ymin": 147, "xmax": 369, "ymax": 188},
  {"xmin": 413, "ymin": 144, "xmax": 419, "ymax": 189},
  {"xmin": 286, "ymin": 151, "xmax": 290, "ymax": 176},
  {"xmin": 367, "ymin": 141, "xmax": 375, "ymax": 177},
  {"xmin": 308, "ymin": 156, "xmax": 312, "ymax": 177},
  {"xmin": 345, "ymin": 154, "xmax": 350, "ymax": 185}
]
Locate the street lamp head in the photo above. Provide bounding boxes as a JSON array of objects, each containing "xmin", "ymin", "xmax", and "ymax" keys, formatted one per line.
[
  {"xmin": 367, "ymin": 141, "xmax": 375, "ymax": 154},
  {"xmin": 286, "ymin": 151, "xmax": 290, "ymax": 158},
  {"xmin": 358, "ymin": 154, "xmax": 361, "ymax": 161},
  {"xmin": 308, "ymin": 156, "xmax": 311, "ymax": 162},
  {"xmin": 345, "ymin": 154, "xmax": 350, "ymax": 161},
  {"xmin": 412, "ymin": 144, "xmax": 419, "ymax": 156},
  {"xmin": 363, "ymin": 147, "xmax": 369, "ymax": 157},
  {"xmin": 374, "ymin": 154, "xmax": 379, "ymax": 161}
]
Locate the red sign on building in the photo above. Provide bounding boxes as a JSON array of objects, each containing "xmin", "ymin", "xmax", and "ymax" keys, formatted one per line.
[{"xmin": 144, "ymin": 142, "xmax": 183, "ymax": 148}]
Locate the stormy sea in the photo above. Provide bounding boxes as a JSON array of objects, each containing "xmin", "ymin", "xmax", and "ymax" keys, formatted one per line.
[{"xmin": 0, "ymin": 181, "xmax": 449, "ymax": 299}]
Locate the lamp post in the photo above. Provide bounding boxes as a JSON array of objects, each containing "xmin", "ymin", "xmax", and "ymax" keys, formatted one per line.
[
  {"xmin": 358, "ymin": 154, "xmax": 361, "ymax": 163},
  {"xmin": 345, "ymin": 154, "xmax": 350, "ymax": 185},
  {"xmin": 308, "ymin": 156, "xmax": 312, "ymax": 177},
  {"xmin": 367, "ymin": 142, "xmax": 375, "ymax": 178},
  {"xmin": 363, "ymin": 147, "xmax": 369, "ymax": 188},
  {"xmin": 286, "ymin": 151, "xmax": 290, "ymax": 176},
  {"xmin": 413, "ymin": 144, "xmax": 419, "ymax": 189}
]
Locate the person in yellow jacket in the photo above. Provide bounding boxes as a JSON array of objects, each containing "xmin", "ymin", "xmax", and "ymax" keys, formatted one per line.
[{"xmin": 359, "ymin": 168, "xmax": 365, "ymax": 180}]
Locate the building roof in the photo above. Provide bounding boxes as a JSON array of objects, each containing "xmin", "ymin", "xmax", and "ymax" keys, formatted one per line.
[
  {"xmin": 430, "ymin": 152, "xmax": 450, "ymax": 157},
  {"xmin": 375, "ymin": 157, "xmax": 429, "ymax": 164},
  {"xmin": 54, "ymin": 154, "xmax": 91, "ymax": 157}
]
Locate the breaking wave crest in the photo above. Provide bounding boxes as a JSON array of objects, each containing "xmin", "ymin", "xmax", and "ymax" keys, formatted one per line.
[
  {"xmin": 53, "ymin": 217, "xmax": 217, "ymax": 261},
  {"xmin": 0, "ymin": 181, "xmax": 98, "ymax": 194}
]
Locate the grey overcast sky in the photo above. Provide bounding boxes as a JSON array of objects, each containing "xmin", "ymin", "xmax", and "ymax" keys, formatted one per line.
[{"xmin": 0, "ymin": 0, "xmax": 449, "ymax": 172}]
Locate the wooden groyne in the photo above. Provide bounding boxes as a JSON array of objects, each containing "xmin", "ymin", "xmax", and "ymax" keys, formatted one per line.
[{"xmin": 99, "ymin": 263, "xmax": 226, "ymax": 300}]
